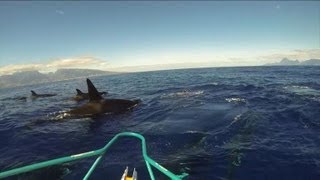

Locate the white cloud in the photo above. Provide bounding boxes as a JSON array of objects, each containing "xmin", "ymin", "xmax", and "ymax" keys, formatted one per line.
[
  {"xmin": 256, "ymin": 49, "xmax": 320, "ymax": 63},
  {"xmin": 0, "ymin": 56, "xmax": 108, "ymax": 76},
  {"xmin": 55, "ymin": 10, "xmax": 65, "ymax": 15},
  {"xmin": 1, "ymin": 49, "xmax": 319, "ymax": 75},
  {"xmin": 46, "ymin": 57, "xmax": 105, "ymax": 68},
  {"xmin": 0, "ymin": 64, "xmax": 43, "ymax": 76},
  {"xmin": 109, "ymin": 49, "xmax": 320, "ymax": 72}
]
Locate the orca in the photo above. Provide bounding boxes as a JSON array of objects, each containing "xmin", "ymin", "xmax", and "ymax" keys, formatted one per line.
[
  {"xmin": 67, "ymin": 79, "xmax": 140, "ymax": 116},
  {"xmin": 15, "ymin": 96, "xmax": 27, "ymax": 101},
  {"xmin": 72, "ymin": 89, "xmax": 107, "ymax": 101},
  {"xmin": 1, "ymin": 96, "xmax": 27, "ymax": 101},
  {"xmin": 31, "ymin": 90, "xmax": 57, "ymax": 98}
]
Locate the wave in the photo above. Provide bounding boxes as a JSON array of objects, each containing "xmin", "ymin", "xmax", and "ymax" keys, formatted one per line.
[
  {"xmin": 225, "ymin": 97, "xmax": 247, "ymax": 104},
  {"xmin": 161, "ymin": 90, "xmax": 204, "ymax": 98},
  {"xmin": 284, "ymin": 85, "xmax": 320, "ymax": 96}
]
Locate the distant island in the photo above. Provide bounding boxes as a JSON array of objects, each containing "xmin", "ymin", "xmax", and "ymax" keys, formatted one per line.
[
  {"xmin": 0, "ymin": 69, "xmax": 116, "ymax": 89},
  {"xmin": 264, "ymin": 58, "xmax": 320, "ymax": 66},
  {"xmin": 1, "ymin": 58, "xmax": 319, "ymax": 89}
]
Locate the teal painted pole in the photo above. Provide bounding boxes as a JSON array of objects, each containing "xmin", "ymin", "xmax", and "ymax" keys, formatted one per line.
[
  {"xmin": 0, "ymin": 132, "xmax": 188, "ymax": 180},
  {"xmin": 145, "ymin": 161, "xmax": 155, "ymax": 180},
  {"xmin": 0, "ymin": 150, "xmax": 100, "ymax": 179},
  {"xmin": 83, "ymin": 155, "xmax": 104, "ymax": 180}
]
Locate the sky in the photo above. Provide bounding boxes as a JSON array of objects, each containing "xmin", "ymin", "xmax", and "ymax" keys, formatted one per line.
[{"xmin": 0, "ymin": 1, "xmax": 319, "ymax": 75}]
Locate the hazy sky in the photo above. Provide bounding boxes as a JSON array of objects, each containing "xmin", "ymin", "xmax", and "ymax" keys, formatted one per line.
[{"xmin": 0, "ymin": 1, "xmax": 319, "ymax": 74}]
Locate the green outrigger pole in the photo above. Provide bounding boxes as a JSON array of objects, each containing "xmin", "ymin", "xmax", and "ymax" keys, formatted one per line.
[{"xmin": 0, "ymin": 132, "xmax": 188, "ymax": 180}]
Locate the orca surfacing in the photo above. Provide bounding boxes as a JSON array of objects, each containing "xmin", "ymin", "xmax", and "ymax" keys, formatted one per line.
[
  {"xmin": 72, "ymin": 89, "xmax": 107, "ymax": 101},
  {"xmin": 67, "ymin": 79, "xmax": 140, "ymax": 117},
  {"xmin": 31, "ymin": 91, "xmax": 57, "ymax": 98}
]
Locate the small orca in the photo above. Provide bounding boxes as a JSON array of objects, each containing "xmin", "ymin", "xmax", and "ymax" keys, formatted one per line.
[
  {"xmin": 31, "ymin": 90, "xmax": 57, "ymax": 98},
  {"xmin": 15, "ymin": 96, "xmax": 27, "ymax": 101},
  {"xmin": 67, "ymin": 79, "xmax": 140, "ymax": 116},
  {"xmin": 1, "ymin": 96, "xmax": 27, "ymax": 101},
  {"xmin": 72, "ymin": 89, "xmax": 107, "ymax": 101}
]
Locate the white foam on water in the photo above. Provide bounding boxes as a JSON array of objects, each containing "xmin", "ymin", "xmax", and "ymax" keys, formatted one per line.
[
  {"xmin": 228, "ymin": 113, "xmax": 243, "ymax": 127},
  {"xmin": 225, "ymin": 97, "xmax": 246, "ymax": 103},
  {"xmin": 162, "ymin": 90, "xmax": 204, "ymax": 98},
  {"xmin": 284, "ymin": 85, "xmax": 320, "ymax": 96}
]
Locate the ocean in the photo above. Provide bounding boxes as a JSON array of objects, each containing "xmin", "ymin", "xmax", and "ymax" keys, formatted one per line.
[{"xmin": 0, "ymin": 66, "xmax": 319, "ymax": 180}]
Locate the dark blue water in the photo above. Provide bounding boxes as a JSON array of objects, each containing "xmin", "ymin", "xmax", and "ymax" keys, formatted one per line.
[{"xmin": 0, "ymin": 66, "xmax": 320, "ymax": 180}]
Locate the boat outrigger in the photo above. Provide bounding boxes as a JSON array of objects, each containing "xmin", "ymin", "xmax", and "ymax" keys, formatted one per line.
[{"xmin": 0, "ymin": 132, "xmax": 188, "ymax": 180}]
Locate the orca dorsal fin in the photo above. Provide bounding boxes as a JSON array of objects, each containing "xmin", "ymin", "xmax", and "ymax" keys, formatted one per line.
[
  {"xmin": 87, "ymin": 78, "xmax": 103, "ymax": 101},
  {"xmin": 31, "ymin": 90, "xmax": 37, "ymax": 96},
  {"xmin": 76, "ymin": 89, "xmax": 83, "ymax": 95}
]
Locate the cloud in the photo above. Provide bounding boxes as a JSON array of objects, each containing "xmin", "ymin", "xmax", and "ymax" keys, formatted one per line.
[
  {"xmin": 110, "ymin": 49, "xmax": 320, "ymax": 72},
  {"xmin": 0, "ymin": 56, "xmax": 108, "ymax": 76},
  {"xmin": 46, "ymin": 57, "xmax": 105, "ymax": 69},
  {"xmin": 108, "ymin": 62, "xmax": 212, "ymax": 72},
  {"xmin": 256, "ymin": 49, "xmax": 320, "ymax": 63},
  {"xmin": 1, "ymin": 49, "xmax": 319, "ymax": 75},
  {"xmin": 55, "ymin": 10, "xmax": 65, "ymax": 15},
  {"xmin": 0, "ymin": 64, "xmax": 43, "ymax": 76}
]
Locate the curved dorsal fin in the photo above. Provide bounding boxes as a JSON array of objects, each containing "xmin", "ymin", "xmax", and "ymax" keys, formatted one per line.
[
  {"xmin": 99, "ymin": 91, "xmax": 107, "ymax": 95},
  {"xmin": 87, "ymin": 78, "xmax": 103, "ymax": 101},
  {"xmin": 76, "ymin": 89, "xmax": 83, "ymax": 95},
  {"xmin": 31, "ymin": 90, "xmax": 37, "ymax": 96}
]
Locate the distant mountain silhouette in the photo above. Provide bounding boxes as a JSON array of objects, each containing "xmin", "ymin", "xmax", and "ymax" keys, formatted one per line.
[
  {"xmin": 265, "ymin": 58, "xmax": 320, "ymax": 66},
  {"xmin": 300, "ymin": 59, "xmax": 320, "ymax": 65},
  {"xmin": 0, "ymin": 69, "xmax": 115, "ymax": 89}
]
